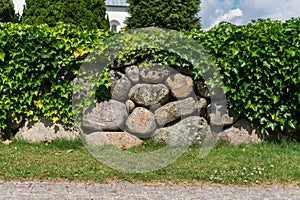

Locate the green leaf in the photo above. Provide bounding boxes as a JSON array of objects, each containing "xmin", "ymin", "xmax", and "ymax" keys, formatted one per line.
[
  {"xmin": 0, "ymin": 49, "xmax": 5, "ymax": 62},
  {"xmin": 271, "ymin": 95, "xmax": 280, "ymax": 104},
  {"xmin": 285, "ymin": 49, "xmax": 296, "ymax": 57}
]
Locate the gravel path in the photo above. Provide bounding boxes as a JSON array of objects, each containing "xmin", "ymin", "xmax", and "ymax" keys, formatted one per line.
[{"xmin": 0, "ymin": 181, "xmax": 299, "ymax": 200}]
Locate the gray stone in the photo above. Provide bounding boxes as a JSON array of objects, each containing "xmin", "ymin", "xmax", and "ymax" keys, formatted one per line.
[
  {"xmin": 15, "ymin": 117, "xmax": 79, "ymax": 143},
  {"xmin": 128, "ymin": 84, "xmax": 169, "ymax": 107},
  {"xmin": 84, "ymin": 132, "xmax": 143, "ymax": 149},
  {"xmin": 196, "ymin": 97, "xmax": 208, "ymax": 116},
  {"xmin": 219, "ymin": 118, "xmax": 265, "ymax": 146},
  {"xmin": 1, "ymin": 181, "xmax": 300, "ymax": 199},
  {"xmin": 152, "ymin": 116, "xmax": 210, "ymax": 146},
  {"xmin": 125, "ymin": 65, "xmax": 140, "ymax": 84},
  {"xmin": 140, "ymin": 65, "xmax": 172, "ymax": 83},
  {"xmin": 165, "ymin": 73, "xmax": 194, "ymax": 98},
  {"xmin": 125, "ymin": 99, "xmax": 135, "ymax": 113},
  {"xmin": 82, "ymin": 100, "xmax": 128, "ymax": 132},
  {"xmin": 109, "ymin": 70, "xmax": 132, "ymax": 101},
  {"xmin": 125, "ymin": 107, "xmax": 156, "ymax": 138},
  {"xmin": 154, "ymin": 97, "xmax": 197, "ymax": 126}
]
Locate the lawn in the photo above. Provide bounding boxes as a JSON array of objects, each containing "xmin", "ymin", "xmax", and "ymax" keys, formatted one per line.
[{"xmin": 0, "ymin": 137, "xmax": 299, "ymax": 186}]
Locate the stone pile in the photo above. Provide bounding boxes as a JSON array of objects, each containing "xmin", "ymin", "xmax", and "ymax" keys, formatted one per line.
[
  {"xmin": 14, "ymin": 63, "xmax": 266, "ymax": 147},
  {"xmin": 82, "ymin": 63, "xmax": 240, "ymax": 148}
]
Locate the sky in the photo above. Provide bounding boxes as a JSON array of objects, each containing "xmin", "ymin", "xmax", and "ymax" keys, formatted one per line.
[
  {"xmin": 200, "ymin": 0, "xmax": 300, "ymax": 29},
  {"xmin": 12, "ymin": 0, "xmax": 300, "ymax": 30}
]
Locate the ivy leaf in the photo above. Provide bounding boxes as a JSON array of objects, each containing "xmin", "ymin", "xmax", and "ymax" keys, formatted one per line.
[
  {"xmin": 285, "ymin": 49, "xmax": 296, "ymax": 57},
  {"xmin": 0, "ymin": 49, "xmax": 5, "ymax": 62}
]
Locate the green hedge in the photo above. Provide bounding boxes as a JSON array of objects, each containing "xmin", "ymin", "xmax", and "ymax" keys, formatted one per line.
[
  {"xmin": 1, "ymin": 18, "xmax": 299, "ymax": 135},
  {"xmin": 190, "ymin": 18, "xmax": 300, "ymax": 133},
  {"xmin": 0, "ymin": 22, "xmax": 114, "ymax": 131}
]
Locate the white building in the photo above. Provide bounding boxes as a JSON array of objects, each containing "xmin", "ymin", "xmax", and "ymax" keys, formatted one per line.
[{"xmin": 106, "ymin": 0, "xmax": 129, "ymax": 32}]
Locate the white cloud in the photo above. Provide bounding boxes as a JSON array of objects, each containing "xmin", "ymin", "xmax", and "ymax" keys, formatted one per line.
[
  {"xmin": 238, "ymin": 0, "xmax": 300, "ymax": 23},
  {"xmin": 200, "ymin": 0, "xmax": 300, "ymax": 30},
  {"xmin": 200, "ymin": 0, "xmax": 237, "ymax": 29},
  {"xmin": 210, "ymin": 8, "xmax": 243, "ymax": 29}
]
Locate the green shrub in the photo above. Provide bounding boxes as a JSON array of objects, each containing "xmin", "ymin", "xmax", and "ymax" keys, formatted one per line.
[
  {"xmin": 22, "ymin": 0, "xmax": 109, "ymax": 30},
  {"xmin": 0, "ymin": 0, "xmax": 18, "ymax": 23},
  {"xmin": 1, "ymin": 17, "xmax": 299, "ymax": 136},
  {"xmin": 125, "ymin": 0, "xmax": 202, "ymax": 31},
  {"xmin": 190, "ymin": 17, "xmax": 300, "ymax": 133},
  {"xmin": 0, "ymin": 22, "xmax": 114, "ymax": 131}
]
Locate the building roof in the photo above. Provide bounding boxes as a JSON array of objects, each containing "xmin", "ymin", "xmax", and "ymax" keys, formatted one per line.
[{"xmin": 106, "ymin": 0, "xmax": 129, "ymax": 7}]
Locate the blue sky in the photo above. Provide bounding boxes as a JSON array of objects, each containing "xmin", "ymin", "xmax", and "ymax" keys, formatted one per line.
[
  {"xmin": 200, "ymin": 0, "xmax": 300, "ymax": 29},
  {"xmin": 12, "ymin": 0, "xmax": 300, "ymax": 30},
  {"xmin": 233, "ymin": 0, "xmax": 240, "ymax": 8}
]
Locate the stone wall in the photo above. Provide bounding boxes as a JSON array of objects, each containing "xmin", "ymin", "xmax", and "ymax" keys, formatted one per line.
[
  {"xmin": 14, "ymin": 62, "xmax": 268, "ymax": 147},
  {"xmin": 81, "ymin": 62, "xmax": 256, "ymax": 147}
]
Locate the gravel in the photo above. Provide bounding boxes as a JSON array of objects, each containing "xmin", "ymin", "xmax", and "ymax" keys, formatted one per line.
[{"xmin": 0, "ymin": 181, "xmax": 299, "ymax": 200}]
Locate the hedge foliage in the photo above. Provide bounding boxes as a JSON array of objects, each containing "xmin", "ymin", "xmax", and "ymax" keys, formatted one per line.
[
  {"xmin": 0, "ymin": 22, "xmax": 114, "ymax": 131},
  {"xmin": 0, "ymin": 0, "xmax": 18, "ymax": 23},
  {"xmin": 125, "ymin": 0, "xmax": 202, "ymax": 31},
  {"xmin": 0, "ymin": 17, "xmax": 299, "ymax": 135},
  {"xmin": 22, "ymin": 0, "xmax": 109, "ymax": 30},
  {"xmin": 190, "ymin": 18, "xmax": 300, "ymax": 133}
]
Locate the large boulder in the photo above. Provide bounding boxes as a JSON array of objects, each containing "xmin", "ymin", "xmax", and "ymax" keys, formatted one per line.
[
  {"xmin": 128, "ymin": 84, "xmax": 169, "ymax": 107},
  {"xmin": 139, "ymin": 65, "xmax": 172, "ymax": 83},
  {"xmin": 165, "ymin": 73, "xmax": 194, "ymax": 99},
  {"xmin": 154, "ymin": 97, "xmax": 197, "ymax": 126},
  {"xmin": 82, "ymin": 100, "xmax": 128, "ymax": 132},
  {"xmin": 84, "ymin": 132, "xmax": 143, "ymax": 149},
  {"xmin": 219, "ymin": 118, "xmax": 265, "ymax": 146},
  {"xmin": 125, "ymin": 107, "xmax": 157, "ymax": 138},
  {"xmin": 109, "ymin": 70, "xmax": 132, "ymax": 101},
  {"xmin": 15, "ymin": 117, "xmax": 79, "ymax": 143},
  {"xmin": 152, "ymin": 116, "xmax": 211, "ymax": 146}
]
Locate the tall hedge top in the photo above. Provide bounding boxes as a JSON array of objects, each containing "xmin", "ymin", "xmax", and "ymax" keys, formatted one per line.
[
  {"xmin": 22, "ymin": 0, "xmax": 109, "ymax": 30},
  {"xmin": 0, "ymin": 0, "xmax": 18, "ymax": 23},
  {"xmin": 125, "ymin": 0, "xmax": 202, "ymax": 31},
  {"xmin": 191, "ymin": 17, "xmax": 300, "ymax": 133}
]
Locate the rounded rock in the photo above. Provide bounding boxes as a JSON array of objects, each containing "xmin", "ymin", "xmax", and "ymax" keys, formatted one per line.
[
  {"xmin": 128, "ymin": 84, "xmax": 169, "ymax": 107},
  {"xmin": 166, "ymin": 74, "xmax": 194, "ymax": 98},
  {"xmin": 125, "ymin": 107, "xmax": 156, "ymax": 138},
  {"xmin": 140, "ymin": 65, "xmax": 172, "ymax": 83}
]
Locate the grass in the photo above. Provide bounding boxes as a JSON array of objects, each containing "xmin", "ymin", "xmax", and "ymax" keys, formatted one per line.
[{"xmin": 0, "ymin": 137, "xmax": 299, "ymax": 186}]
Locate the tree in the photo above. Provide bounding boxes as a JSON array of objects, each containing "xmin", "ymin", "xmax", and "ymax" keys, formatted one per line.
[
  {"xmin": 22, "ymin": 0, "xmax": 109, "ymax": 29},
  {"xmin": 0, "ymin": 0, "xmax": 19, "ymax": 22},
  {"xmin": 125, "ymin": 0, "xmax": 201, "ymax": 31}
]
